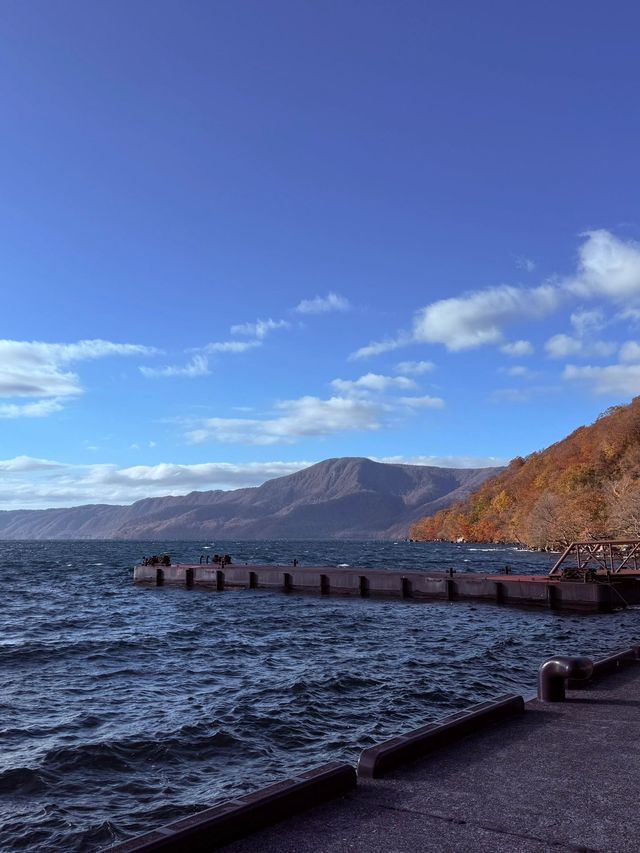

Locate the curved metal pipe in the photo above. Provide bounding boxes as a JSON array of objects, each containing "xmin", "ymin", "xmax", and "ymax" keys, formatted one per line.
[{"xmin": 537, "ymin": 656, "xmax": 593, "ymax": 702}]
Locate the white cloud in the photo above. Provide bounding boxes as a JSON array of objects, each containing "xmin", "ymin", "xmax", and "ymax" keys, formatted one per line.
[
  {"xmin": 566, "ymin": 230, "xmax": 640, "ymax": 300},
  {"xmin": 545, "ymin": 334, "xmax": 615, "ymax": 360},
  {"xmin": 0, "ymin": 454, "xmax": 65, "ymax": 471},
  {"xmin": 398, "ymin": 395, "xmax": 445, "ymax": 409},
  {"xmin": 186, "ymin": 395, "xmax": 382, "ymax": 445},
  {"xmin": 377, "ymin": 454, "xmax": 507, "ymax": 468},
  {"xmin": 202, "ymin": 340, "xmax": 262, "ymax": 354},
  {"xmin": 618, "ymin": 307, "xmax": 640, "ymax": 324},
  {"xmin": 619, "ymin": 341, "xmax": 640, "ymax": 363},
  {"xmin": 515, "ymin": 257, "xmax": 536, "ymax": 272},
  {"xmin": 563, "ymin": 363, "xmax": 640, "ymax": 396},
  {"xmin": 294, "ymin": 292, "xmax": 350, "ymax": 314},
  {"xmin": 52, "ymin": 340, "xmax": 159, "ymax": 362},
  {"xmin": 350, "ymin": 231, "xmax": 640, "ymax": 360},
  {"xmin": 230, "ymin": 318, "xmax": 290, "ymax": 338},
  {"xmin": 570, "ymin": 308, "xmax": 605, "ymax": 335},
  {"xmin": 395, "ymin": 360, "xmax": 435, "ymax": 374},
  {"xmin": 0, "ymin": 339, "xmax": 158, "ymax": 416},
  {"xmin": 501, "ymin": 340, "xmax": 534, "ymax": 357},
  {"xmin": 0, "ymin": 399, "xmax": 67, "ymax": 418},
  {"xmin": 412, "ymin": 284, "xmax": 561, "ymax": 351},
  {"xmin": 352, "ymin": 286, "xmax": 558, "ymax": 358},
  {"xmin": 330, "ymin": 373, "xmax": 416, "ymax": 395},
  {"xmin": 350, "ymin": 334, "xmax": 411, "ymax": 360},
  {"xmin": 545, "ymin": 335, "xmax": 582, "ymax": 358},
  {"xmin": 0, "ymin": 457, "xmax": 317, "ymax": 509},
  {"xmin": 505, "ymin": 366, "xmax": 530, "ymax": 377},
  {"xmin": 140, "ymin": 355, "xmax": 209, "ymax": 378}
]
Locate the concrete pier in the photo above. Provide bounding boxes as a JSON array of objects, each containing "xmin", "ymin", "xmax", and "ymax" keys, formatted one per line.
[
  {"xmin": 110, "ymin": 650, "xmax": 640, "ymax": 852},
  {"xmin": 134, "ymin": 562, "xmax": 640, "ymax": 612},
  {"xmin": 221, "ymin": 660, "xmax": 640, "ymax": 852}
]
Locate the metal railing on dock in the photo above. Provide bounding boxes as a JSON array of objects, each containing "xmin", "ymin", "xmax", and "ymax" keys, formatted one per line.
[{"xmin": 549, "ymin": 539, "xmax": 640, "ymax": 578}]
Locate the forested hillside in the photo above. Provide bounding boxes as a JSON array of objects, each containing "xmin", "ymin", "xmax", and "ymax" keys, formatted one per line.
[{"xmin": 411, "ymin": 399, "xmax": 640, "ymax": 549}]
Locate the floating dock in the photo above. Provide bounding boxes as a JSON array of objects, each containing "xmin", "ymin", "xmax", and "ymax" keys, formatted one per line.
[{"xmin": 133, "ymin": 562, "xmax": 640, "ymax": 612}]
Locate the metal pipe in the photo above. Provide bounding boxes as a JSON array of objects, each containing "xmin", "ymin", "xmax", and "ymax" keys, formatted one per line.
[{"xmin": 537, "ymin": 656, "xmax": 593, "ymax": 701}]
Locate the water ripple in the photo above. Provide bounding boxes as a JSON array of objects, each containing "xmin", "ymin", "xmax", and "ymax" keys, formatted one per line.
[{"xmin": 1, "ymin": 539, "xmax": 639, "ymax": 851}]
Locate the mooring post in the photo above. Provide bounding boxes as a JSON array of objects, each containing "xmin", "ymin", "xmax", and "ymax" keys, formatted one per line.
[{"xmin": 537, "ymin": 656, "xmax": 593, "ymax": 701}]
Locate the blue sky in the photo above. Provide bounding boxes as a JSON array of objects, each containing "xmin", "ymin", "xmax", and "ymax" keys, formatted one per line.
[{"xmin": 2, "ymin": 0, "xmax": 640, "ymax": 508}]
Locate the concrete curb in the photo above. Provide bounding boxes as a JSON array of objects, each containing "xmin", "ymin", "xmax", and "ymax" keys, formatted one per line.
[
  {"xmin": 567, "ymin": 644, "xmax": 640, "ymax": 688},
  {"xmin": 357, "ymin": 693, "xmax": 525, "ymax": 778},
  {"xmin": 107, "ymin": 761, "xmax": 357, "ymax": 852},
  {"xmin": 106, "ymin": 648, "xmax": 637, "ymax": 849}
]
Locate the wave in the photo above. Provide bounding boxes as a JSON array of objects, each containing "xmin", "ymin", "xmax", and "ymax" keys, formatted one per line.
[
  {"xmin": 39, "ymin": 729, "xmax": 246, "ymax": 775},
  {"xmin": 0, "ymin": 766, "xmax": 52, "ymax": 795}
]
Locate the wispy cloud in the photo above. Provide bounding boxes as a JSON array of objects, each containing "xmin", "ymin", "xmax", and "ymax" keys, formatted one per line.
[
  {"xmin": 545, "ymin": 334, "xmax": 615, "ymax": 359},
  {"xmin": 398, "ymin": 395, "xmax": 445, "ymax": 409},
  {"xmin": 0, "ymin": 453, "xmax": 508, "ymax": 510},
  {"xmin": 490, "ymin": 382, "xmax": 561, "ymax": 403},
  {"xmin": 395, "ymin": 360, "xmax": 435, "ymax": 374},
  {"xmin": 186, "ymin": 395, "xmax": 382, "ymax": 445},
  {"xmin": 0, "ymin": 399, "xmax": 66, "ymax": 419},
  {"xmin": 0, "ymin": 456, "xmax": 316, "ymax": 509},
  {"xmin": 501, "ymin": 340, "xmax": 534, "ymax": 357},
  {"xmin": 350, "ymin": 333, "xmax": 411, "ymax": 360},
  {"xmin": 503, "ymin": 365, "xmax": 535, "ymax": 377},
  {"xmin": 515, "ymin": 256, "xmax": 536, "ymax": 272},
  {"xmin": 377, "ymin": 454, "xmax": 507, "ymax": 468},
  {"xmin": 330, "ymin": 373, "xmax": 416, "ymax": 395},
  {"xmin": 202, "ymin": 340, "xmax": 262, "ymax": 354},
  {"xmin": 294, "ymin": 292, "xmax": 350, "ymax": 315},
  {"xmin": 351, "ymin": 231, "xmax": 640, "ymax": 358},
  {"xmin": 619, "ymin": 341, "xmax": 640, "ymax": 362},
  {"xmin": 563, "ymin": 363, "xmax": 640, "ymax": 396},
  {"xmin": 570, "ymin": 308, "xmax": 605, "ymax": 336},
  {"xmin": 0, "ymin": 339, "xmax": 159, "ymax": 416},
  {"xmin": 230, "ymin": 318, "xmax": 290, "ymax": 338},
  {"xmin": 140, "ymin": 354, "xmax": 210, "ymax": 378},
  {"xmin": 0, "ymin": 455, "xmax": 65, "ymax": 471},
  {"xmin": 544, "ymin": 306, "xmax": 614, "ymax": 360}
]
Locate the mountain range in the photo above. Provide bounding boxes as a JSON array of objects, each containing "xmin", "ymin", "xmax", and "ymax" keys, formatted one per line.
[{"xmin": 0, "ymin": 457, "xmax": 501, "ymax": 540}]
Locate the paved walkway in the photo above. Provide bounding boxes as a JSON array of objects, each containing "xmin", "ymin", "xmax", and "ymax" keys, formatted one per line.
[{"xmin": 224, "ymin": 664, "xmax": 640, "ymax": 852}]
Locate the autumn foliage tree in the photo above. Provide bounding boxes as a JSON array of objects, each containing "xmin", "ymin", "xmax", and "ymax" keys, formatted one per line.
[{"xmin": 411, "ymin": 398, "xmax": 640, "ymax": 549}]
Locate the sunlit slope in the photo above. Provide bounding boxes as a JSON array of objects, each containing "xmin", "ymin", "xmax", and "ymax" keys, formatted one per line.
[{"xmin": 411, "ymin": 400, "xmax": 640, "ymax": 548}]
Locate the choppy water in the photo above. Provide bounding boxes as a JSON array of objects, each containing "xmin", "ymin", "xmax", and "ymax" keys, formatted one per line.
[{"xmin": 2, "ymin": 539, "xmax": 640, "ymax": 852}]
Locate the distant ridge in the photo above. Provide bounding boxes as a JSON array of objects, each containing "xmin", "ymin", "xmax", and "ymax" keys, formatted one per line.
[{"xmin": 0, "ymin": 457, "xmax": 501, "ymax": 540}]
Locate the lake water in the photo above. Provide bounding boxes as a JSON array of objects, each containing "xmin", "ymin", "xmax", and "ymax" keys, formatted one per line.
[{"xmin": 2, "ymin": 539, "xmax": 640, "ymax": 851}]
